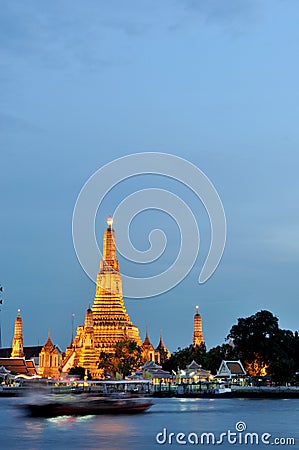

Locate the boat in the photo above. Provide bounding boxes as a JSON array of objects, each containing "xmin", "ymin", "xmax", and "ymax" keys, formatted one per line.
[
  {"xmin": 22, "ymin": 393, "xmax": 153, "ymax": 417},
  {"xmin": 214, "ymin": 384, "xmax": 232, "ymax": 395},
  {"xmin": 0, "ymin": 384, "xmax": 25, "ymax": 397}
]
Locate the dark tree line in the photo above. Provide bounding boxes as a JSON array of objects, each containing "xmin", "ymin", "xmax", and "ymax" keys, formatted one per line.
[{"xmin": 162, "ymin": 342, "xmax": 235, "ymax": 375}]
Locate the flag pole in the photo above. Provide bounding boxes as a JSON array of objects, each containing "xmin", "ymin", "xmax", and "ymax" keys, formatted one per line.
[{"xmin": 71, "ymin": 313, "xmax": 75, "ymax": 344}]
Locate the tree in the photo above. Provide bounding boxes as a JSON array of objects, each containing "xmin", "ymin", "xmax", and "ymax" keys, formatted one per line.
[
  {"xmin": 205, "ymin": 344, "xmax": 237, "ymax": 375},
  {"xmin": 98, "ymin": 352, "xmax": 118, "ymax": 378},
  {"xmin": 114, "ymin": 340, "xmax": 143, "ymax": 378},
  {"xmin": 267, "ymin": 329, "xmax": 296, "ymax": 384},
  {"xmin": 162, "ymin": 343, "xmax": 207, "ymax": 373},
  {"xmin": 226, "ymin": 310, "xmax": 299, "ymax": 383},
  {"xmin": 68, "ymin": 366, "xmax": 86, "ymax": 379},
  {"xmin": 98, "ymin": 340, "xmax": 143, "ymax": 379},
  {"xmin": 227, "ymin": 310, "xmax": 280, "ymax": 376}
]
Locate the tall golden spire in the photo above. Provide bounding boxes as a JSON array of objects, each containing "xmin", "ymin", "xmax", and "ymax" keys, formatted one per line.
[
  {"xmin": 11, "ymin": 309, "xmax": 24, "ymax": 358},
  {"xmin": 91, "ymin": 216, "xmax": 141, "ymax": 351},
  {"xmin": 95, "ymin": 216, "xmax": 121, "ymax": 297},
  {"xmin": 100, "ymin": 216, "xmax": 119, "ymax": 274},
  {"xmin": 193, "ymin": 305, "xmax": 204, "ymax": 347}
]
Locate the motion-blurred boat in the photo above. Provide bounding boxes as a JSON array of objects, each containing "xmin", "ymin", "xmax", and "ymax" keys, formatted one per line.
[{"xmin": 22, "ymin": 394, "xmax": 153, "ymax": 417}]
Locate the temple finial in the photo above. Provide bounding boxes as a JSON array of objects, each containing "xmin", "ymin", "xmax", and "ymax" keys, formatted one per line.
[
  {"xmin": 107, "ymin": 216, "xmax": 113, "ymax": 229},
  {"xmin": 17, "ymin": 309, "xmax": 21, "ymax": 317},
  {"xmin": 196, "ymin": 305, "xmax": 199, "ymax": 315}
]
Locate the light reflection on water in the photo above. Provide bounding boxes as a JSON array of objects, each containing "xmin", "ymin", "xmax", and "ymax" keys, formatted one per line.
[{"xmin": 1, "ymin": 397, "xmax": 299, "ymax": 449}]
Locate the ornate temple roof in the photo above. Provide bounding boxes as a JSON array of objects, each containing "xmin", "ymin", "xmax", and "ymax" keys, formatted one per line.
[
  {"xmin": 143, "ymin": 329, "xmax": 154, "ymax": 349},
  {"xmin": 186, "ymin": 360, "xmax": 202, "ymax": 370},
  {"xmin": 0, "ymin": 358, "xmax": 37, "ymax": 375},
  {"xmin": 43, "ymin": 331, "xmax": 55, "ymax": 349},
  {"xmin": 216, "ymin": 360, "xmax": 246, "ymax": 377},
  {"xmin": 155, "ymin": 331, "xmax": 167, "ymax": 352}
]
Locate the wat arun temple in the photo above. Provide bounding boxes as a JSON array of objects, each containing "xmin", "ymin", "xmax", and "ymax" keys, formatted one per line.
[{"xmin": 60, "ymin": 216, "xmax": 170, "ymax": 378}]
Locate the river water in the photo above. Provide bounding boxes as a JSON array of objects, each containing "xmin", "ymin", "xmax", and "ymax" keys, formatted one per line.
[{"xmin": 0, "ymin": 397, "xmax": 298, "ymax": 449}]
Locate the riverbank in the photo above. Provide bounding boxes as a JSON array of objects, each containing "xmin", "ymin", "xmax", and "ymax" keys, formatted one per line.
[{"xmin": 153, "ymin": 386, "xmax": 299, "ymax": 399}]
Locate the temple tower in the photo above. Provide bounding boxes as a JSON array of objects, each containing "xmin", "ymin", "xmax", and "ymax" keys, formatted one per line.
[
  {"xmin": 142, "ymin": 329, "xmax": 156, "ymax": 362},
  {"xmin": 11, "ymin": 309, "xmax": 24, "ymax": 358},
  {"xmin": 193, "ymin": 305, "xmax": 204, "ymax": 347},
  {"xmin": 155, "ymin": 331, "xmax": 171, "ymax": 364},
  {"xmin": 78, "ymin": 305, "xmax": 97, "ymax": 371},
  {"xmin": 142, "ymin": 329, "xmax": 171, "ymax": 364},
  {"xmin": 61, "ymin": 216, "xmax": 141, "ymax": 378},
  {"xmin": 38, "ymin": 331, "xmax": 60, "ymax": 378},
  {"xmin": 91, "ymin": 216, "xmax": 141, "ymax": 351}
]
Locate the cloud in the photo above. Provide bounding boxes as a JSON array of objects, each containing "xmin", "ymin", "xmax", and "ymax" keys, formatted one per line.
[
  {"xmin": 169, "ymin": 0, "xmax": 258, "ymax": 35},
  {"xmin": 0, "ymin": 112, "xmax": 43, "ymax": 134},
  {"xmin": 183, "ymin": 0, "xmax": 253, "ymax": 18},
  {"xmin": 0, "ymin": 2, "xmax": 150, "ymax": 71},
  {"xmin": 0, "ymin": 0, "xmax": 259, "ymax": 75}
]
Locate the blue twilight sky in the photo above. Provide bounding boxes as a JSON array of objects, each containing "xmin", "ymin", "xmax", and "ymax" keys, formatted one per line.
[{"xmin": 1, "ymin": 0, "xmax": 299, "ymax": 353}]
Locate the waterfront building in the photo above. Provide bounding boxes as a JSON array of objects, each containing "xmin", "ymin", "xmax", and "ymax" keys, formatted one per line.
[
  {"xmin": 193, "ymin": 305, "xmax": 204, "ymax": 347},
  {"xmin": 216, "ymin": 360, "xmax": 247, "ymax": 383},
  {"xmin": 0, "ymin": 357, "xmax": 37, "ymax": 376},
  {"xmin": 178, "ymin": 360, "xmax": 213, "ymax": 384},
  {"xmin": 138, "ymin": 360, "xmax": 172, "ymax": 384},
  {"xmin": 38, "ymin": 331, "xmax": 60, "ymax": 378}
]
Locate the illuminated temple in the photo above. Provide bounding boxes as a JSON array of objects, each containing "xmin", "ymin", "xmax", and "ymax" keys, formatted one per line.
[
  {"xmin": 193, "ymin": 305, "xmax": 204, "ymax": 347},
  {"xmin": 61, "ymin": 217, "xmax": 144, "ymax": 378}
]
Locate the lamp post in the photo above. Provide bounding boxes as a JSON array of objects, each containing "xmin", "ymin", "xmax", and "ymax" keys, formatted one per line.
[{"xmin": 71, "ymin": 313, "xmax": 75, "ymax": 344}]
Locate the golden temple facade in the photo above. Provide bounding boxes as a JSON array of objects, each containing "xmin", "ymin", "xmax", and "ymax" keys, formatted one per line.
[{"xmin": 61, "ymin": 217, "xmax": 142, "ymax": 378}]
